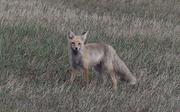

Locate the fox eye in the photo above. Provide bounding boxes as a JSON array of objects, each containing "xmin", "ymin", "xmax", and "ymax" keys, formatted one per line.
[
  {"xmin": 78, "ymin": 43, "xmax": 81, "ymax": 45},
  {"xmin": 71, "ymin": 42, "xmax": 75, "ymax": 45}
]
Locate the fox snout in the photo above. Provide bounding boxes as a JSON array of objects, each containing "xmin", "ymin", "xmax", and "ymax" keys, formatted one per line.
[
  {"xmin": 75, "ymin": 47, "xmax": 79, "ymax": 50},
  {"xmin": 72, "ymin": 46, "xmax": 80, "ymax": 51}
]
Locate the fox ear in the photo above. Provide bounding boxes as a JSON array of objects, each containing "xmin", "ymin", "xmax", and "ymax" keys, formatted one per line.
[
  {"xmin": 67, "ymin": 30, "xmax": 75, "ymax": 39},
  {"xmin": 81, "ymin": 31, "xmax": 88, "ymax": 41}
]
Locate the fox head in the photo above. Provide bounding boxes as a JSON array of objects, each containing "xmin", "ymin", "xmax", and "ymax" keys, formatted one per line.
[{"xmin": 67, "ymin": 30, "xmax": 88, "ymax": 51}]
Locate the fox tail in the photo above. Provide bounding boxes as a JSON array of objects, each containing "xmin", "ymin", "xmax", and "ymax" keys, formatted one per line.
[{"xmin": 112, "ymin": 53, "xmax": 136, "ymax": 85}]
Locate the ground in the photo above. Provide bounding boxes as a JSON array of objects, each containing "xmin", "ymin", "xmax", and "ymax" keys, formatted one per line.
[{"xmin": 0, "ymin": 0, "xmax": 180, "ymax": 111}]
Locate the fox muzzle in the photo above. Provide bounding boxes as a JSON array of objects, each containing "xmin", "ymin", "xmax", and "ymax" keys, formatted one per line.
[{"xmin": 72, "ymin": 46, "xmax": 80, "ymax": 51}]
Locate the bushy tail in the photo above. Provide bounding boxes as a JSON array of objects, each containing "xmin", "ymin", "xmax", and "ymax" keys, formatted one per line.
[{"xmin": 112, "ymin": 53, "xmax": 136, "ymax": 85}]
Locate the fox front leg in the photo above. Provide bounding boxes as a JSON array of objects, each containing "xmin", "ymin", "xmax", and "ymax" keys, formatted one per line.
[
  {"xmin": 84, "ymin": 68, "xmax": 89, "ymax": 88},
  {"xmin": 69, "ymin": 68, "xmax": 77, "ymax": 86}
]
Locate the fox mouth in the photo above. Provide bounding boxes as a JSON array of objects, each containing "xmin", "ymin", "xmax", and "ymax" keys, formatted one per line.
[{"xmin": 71, "ymin": 46, "xmax": 80, "ymax": 51}]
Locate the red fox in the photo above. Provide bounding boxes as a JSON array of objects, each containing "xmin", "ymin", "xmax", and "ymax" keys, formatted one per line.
[{"xmin": 67, "ymin": 30, "xmax": 136, "ymax": 89}]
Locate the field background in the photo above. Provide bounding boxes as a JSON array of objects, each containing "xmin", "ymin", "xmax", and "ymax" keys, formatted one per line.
[{"xmin": 0, "ymin": 0, "xmax": 180, "ymax": 111}]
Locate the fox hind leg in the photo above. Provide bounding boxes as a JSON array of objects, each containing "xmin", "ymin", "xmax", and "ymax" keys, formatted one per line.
[
  {"xmin": 104, "ymin": 62, "xmax": 117, "ymax": 89},
  {"xmin": 94, "ymin": 63, "xmax": 107, "ymax": 85}
]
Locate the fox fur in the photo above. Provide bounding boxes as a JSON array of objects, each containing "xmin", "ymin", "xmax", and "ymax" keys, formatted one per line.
[{"xmin": 67, "ymin": 30, "xmax": 136, "ymax": 89}]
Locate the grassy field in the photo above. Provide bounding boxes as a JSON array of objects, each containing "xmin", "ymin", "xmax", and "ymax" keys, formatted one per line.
[{"xmin": 0, "ymin": 0, "xmax": 180, "ymax": 111}]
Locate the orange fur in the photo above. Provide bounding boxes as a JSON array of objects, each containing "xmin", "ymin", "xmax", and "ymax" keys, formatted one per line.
[{"xmin": 67, "ymin": 30, "xmax": 136, "ymax": 89}]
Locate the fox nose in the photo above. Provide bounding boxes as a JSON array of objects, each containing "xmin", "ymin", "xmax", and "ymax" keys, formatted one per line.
[{"xmin": 75, "ymin": 47, "xmax": 78, "ymax": 50}]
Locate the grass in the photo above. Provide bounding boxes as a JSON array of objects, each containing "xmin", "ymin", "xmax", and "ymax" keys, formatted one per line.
[{"xmin": 0, "ymin": 0, "xmax": 180, "ymax": 111}]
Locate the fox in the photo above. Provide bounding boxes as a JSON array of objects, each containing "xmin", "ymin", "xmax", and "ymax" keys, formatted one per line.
[{"xmin": 67, "ymin": 30, "xmax": 136, "ymax": 89}]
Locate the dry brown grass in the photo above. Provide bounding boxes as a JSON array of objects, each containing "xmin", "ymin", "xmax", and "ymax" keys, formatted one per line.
[{"xmin": 0, "ymin": 0, "xmax": 180, "ymax": 111}]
